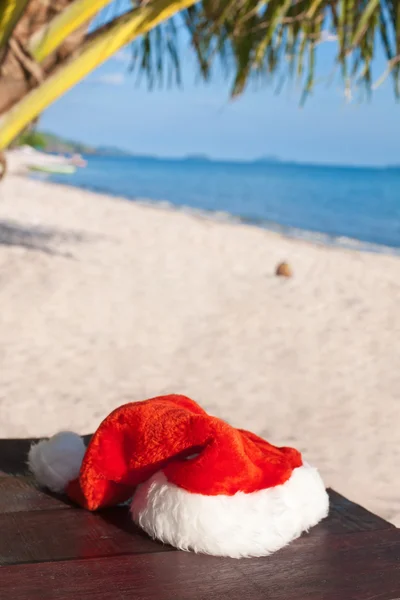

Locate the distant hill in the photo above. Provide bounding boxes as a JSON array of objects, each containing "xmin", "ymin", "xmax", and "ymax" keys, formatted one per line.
[
  {"xmin": 41, "ymin": 132, "xmax": 95, "ymax": 154},
  {"xmin": 94, "ymin": 145, "xmax": 133, "ymax": 157},
  {"xmin": 253, "ymin": 155, "xmax": 282, "ymax": 164},
  {"xmin": 183, "ymin": 154, "xmax": 212, "ymax": 162},
  {"xmin": 14, "ymin": 131, "xmax": 288, "ymax": 164},
  {"xmin": 14, "ymin": 130, "xmax": 132, "ymax": 157}
]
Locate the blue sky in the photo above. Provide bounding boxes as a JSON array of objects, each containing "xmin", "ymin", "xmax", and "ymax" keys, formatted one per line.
[{"xmin": 41, "ymin": 14, "xmax": 400, "ymax": 166}]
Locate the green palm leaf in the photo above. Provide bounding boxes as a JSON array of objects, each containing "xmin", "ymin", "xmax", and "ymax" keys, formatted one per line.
[{"xmin": 1, "ymin": 0, "xmax": 400, "ymax": 149}]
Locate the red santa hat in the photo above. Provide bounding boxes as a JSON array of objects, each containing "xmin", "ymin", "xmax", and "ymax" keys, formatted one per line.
[{"xmin": 28, "ymin": 394, "xmax": 328, "ymax": 558}]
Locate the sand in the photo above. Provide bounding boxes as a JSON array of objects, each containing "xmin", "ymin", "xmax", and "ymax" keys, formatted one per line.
[{"xmin": 0, "ymin": 173, "xmax": 399, "ymax": 525}]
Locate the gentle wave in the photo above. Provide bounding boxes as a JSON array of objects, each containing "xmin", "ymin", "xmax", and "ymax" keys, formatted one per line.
[
  {"xmin": 46, "ymin": 155, "xmax": 400, "ymax": 255},
  {"xmin": 116, "ymin": 193, "xmax": 400, "ymax": 256}
]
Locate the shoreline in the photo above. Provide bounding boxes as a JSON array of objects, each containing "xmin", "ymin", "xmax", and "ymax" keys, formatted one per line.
[
  {"xmin": 34, "ymin": 173, "xmax": 400, "ymax": 257},
  {"xmin": 0, "ymin": 174, "xmax": 400, "ymax": 527}
]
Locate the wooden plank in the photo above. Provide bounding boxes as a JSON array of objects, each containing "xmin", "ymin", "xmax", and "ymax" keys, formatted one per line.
[
  {"xmin": 0, "ymin": 472, "xmax": 394, "ymax": 530},
  {"xmin": 0, "ymin": 477, "xmax": 394, "ymax": 530},
  {"xmin": 325, "ymin": 489, "xmax": 395, "ymax": 533},
  {"xmin": 0, "ymin": 438, "xmax": 31, "ymax": 475},
  {"xmin": 0, "ymin": 505, "xmax": 173, "ymax": 566},
  {"xmin": 1, "ymin": 529, "xmax": 400, "ymax": 600},
  {"xmin": 0, "ymin": 436, "xmax": 393, "ymax": 534},
  {"xmin": 0, "ymin": 476, "xmax": 74, "ymax": 514},
  {"xmin": 0, "ymin": 475, "xmax": 394, "ymax": 533},
  {"xmin": 0, "ymin": 435, "xmax": 92, "ymax": 475},
  {"xmin": 1, "ymin": 486, "xmax": 385, "ymax": 565},
  {"xmin": 2, "ymin": 482, "xmax": 380, "ymax": 565}
]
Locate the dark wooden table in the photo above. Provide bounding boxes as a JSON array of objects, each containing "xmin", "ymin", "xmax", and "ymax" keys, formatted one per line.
[{"xmin": 1, "ymin": 438, "xmax": 400, "ymax": 599}]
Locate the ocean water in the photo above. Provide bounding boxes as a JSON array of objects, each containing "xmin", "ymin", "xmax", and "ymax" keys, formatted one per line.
[{"xmin": 49, "ymin": 155, "xmax": 400, "ymax": 252}]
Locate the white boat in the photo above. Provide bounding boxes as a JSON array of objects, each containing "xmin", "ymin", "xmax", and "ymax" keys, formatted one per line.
[
  {"xmin": 28, "ymin": 163, "xmax": 76, "ymax": 174},
  {"xmin": 6, "ymin": 146, "xmax": 78, "ymax": 175}
]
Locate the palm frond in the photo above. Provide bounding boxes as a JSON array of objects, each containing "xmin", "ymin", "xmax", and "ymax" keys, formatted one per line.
[
  {"xmin": 28, "ymin": 0, "xmax": 113, "ymax": 62},
  {"xmin": 0, "ymin": 0, "xmax": 29, "ymax": 59},
  {"xmin": 125, "ymin": 0, "xmax": 400, "ymax": 98},
  {"xmin": 0, "ymin": 0, "xmax": 199, "ymax": 150},
  {"xmin": 3, "ymin": 0, "xmax": 398, "ymax": 102},
  {"xmin": 0, "ymin": 0, "xmax": 399, "ymax": 151}
]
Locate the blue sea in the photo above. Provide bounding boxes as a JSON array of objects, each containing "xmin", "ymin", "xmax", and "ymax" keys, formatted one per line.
[{"xmin": 48, "ymin": 155, "xmax": 400, "ymax": 253}]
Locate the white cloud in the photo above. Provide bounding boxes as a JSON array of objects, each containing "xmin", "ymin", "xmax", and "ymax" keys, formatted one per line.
[
  {"xmin": 317, "ymin": 31, "xmax": 338, "ymax": 44},
  {"xmin": 96, "ymin": 73, "xmax": 125, "ymax": 85},
  {"xmin": 113, "ymin": 50, "xmax": 131, "ymax": 64}
]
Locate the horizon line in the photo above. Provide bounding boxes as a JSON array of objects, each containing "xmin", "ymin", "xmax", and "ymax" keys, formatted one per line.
[{"xmin": 38, "ymin": 129, "xmax": 399, "ymax": 170}]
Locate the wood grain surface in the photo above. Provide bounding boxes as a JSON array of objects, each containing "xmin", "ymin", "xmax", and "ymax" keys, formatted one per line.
[{"xmin": 1, "ymin": 438, "xmax": 399, "ymax": 600}]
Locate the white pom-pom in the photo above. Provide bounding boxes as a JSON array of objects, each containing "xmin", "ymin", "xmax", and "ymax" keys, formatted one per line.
[{"xmin": 28, "ymin": 431, "xmax": 86, "ymax": 493}]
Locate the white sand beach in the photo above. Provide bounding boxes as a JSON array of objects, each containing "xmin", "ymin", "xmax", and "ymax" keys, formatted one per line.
[{"xmin": 0, "ymin": 174, "xmax": 399, "ymax": 525}]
